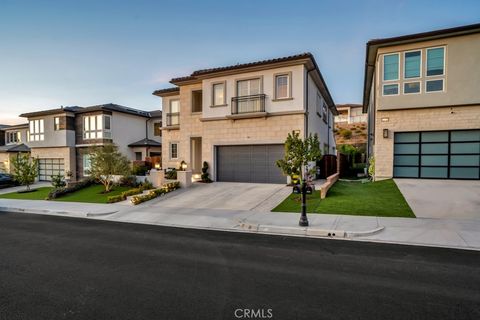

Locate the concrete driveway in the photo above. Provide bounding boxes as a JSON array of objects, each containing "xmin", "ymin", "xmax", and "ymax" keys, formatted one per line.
[
  {"xmin": 394, "ymin": 179, "xmax": 480, "ymax": 219},
  {"xmin": 149, "ymin": 182, "xmax": 291, "ymax": 211}
]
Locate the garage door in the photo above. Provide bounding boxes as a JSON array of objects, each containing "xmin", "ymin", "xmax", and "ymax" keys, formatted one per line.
[
  {"xmin": 216, "ymin": 144, "xmax": 285, "ymax": 183},
  {"xmin": 393, "ymin": 130, "xmax": 480, "ymax": 179},
  {"xmin": 38, "ymin": 158, "xmax": 65, "ymax": 181}
]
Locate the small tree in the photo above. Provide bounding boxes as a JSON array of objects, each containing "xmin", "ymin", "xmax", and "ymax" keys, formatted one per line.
[
  {"xmin": 276, "ymin": 131, "xmax": 321, "ymax": 226},
  {"xmin": 51, "ymin": 173, "xmax": 66, "ymax": 189},
  {"xmin": 87, "ymin": 143, "xmax": 131, "ymax": 193},
  {"xmin": 11, "ymin": 153, "xmax": 38, "ymax": 191}
]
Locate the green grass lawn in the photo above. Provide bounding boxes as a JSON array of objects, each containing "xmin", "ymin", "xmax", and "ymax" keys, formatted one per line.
[
  {"xmin": 0, "ymin": 187, "xmax": 53, "ymax": 200},
  {"xmin": 0, "ymin": 185, "xmax": 133, "ymax": 204},
  {"xmin": 272, "ymin": 179, "xmax": 415, "ymax": 217}
]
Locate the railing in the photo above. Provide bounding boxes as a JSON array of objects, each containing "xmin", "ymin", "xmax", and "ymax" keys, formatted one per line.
[
  {"xmin": 231, "ymin": 94, "xmax": 266, "ymax": 114},
  {"xmin": 166, "ymin": 112, "xmax": 180, "ymax": 126}
]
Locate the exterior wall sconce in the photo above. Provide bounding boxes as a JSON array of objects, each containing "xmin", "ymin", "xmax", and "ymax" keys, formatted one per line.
[
  {"xmin": 180, "ymin": 160, "xmax": 187, "ymax": 170},
  {"xmin": 154, "ymin": 163, "xmax": 161, "ymax": 169},
  {"xmin": 383, "ymin": 129, "xmax": 389, "ymax": 139}
]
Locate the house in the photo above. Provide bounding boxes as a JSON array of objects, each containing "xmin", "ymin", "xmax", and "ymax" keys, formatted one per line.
[
  {"xmin": 18, "ymin": 104, "xmax": 162, "ymax": 181},
  {"xmin": 0, "ymin": 123, "xmax": 30, "ymax": 173},
  {"xmin": 363, "ymin": 23, "xmax": 480, "ymax": 180},
  {"xmin": 334, "ymin": 104, "xmax": 367, "ymax": 149},
  {"xmin": 153, "ymin": 53, "xmax": 337, "ymax": 184}
]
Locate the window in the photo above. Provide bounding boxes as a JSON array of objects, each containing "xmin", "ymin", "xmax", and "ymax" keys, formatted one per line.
[
  {"xmin": 404, "ymin": 82, "xmax": 421, "ymax": 94},
  {"xmin": 83, "ymin": 115, "xmax": 112, "ymax": 139},
  {"xmin": 315, "ymin": 93, "xmax": 322, "ymax": 117},
  {"xmin": 383, "ymin": 53, "xmax": 399, "ymax": 81},
  {"xmin": 54, "ymin": 117, "xmax": 60, "ymax": 131},
  {"xmin": 426, "ymin": 47, "xmax": 445, "ymax": 76},
  {"xmin": 167, "ymin": 100, "xmax": 180, "ymax": 126},
  {"xmin": 7, "ymin": 131, "xmax": 20, "ymax": 144},
  {"xmin": 404, "ymin": 51, "xmax": 421, "ymax": 78},
  {"xmin": 212, "ymin": 82, "xmax": 226, "ymax": 106},
  {"xmin": 83, "ymin": 154, "xmax": 91, "ymax": 176},
  {"xmin": 135, "ymin": 152, "xmax": 142, "ymax": 161},
  {"xmin": 154, "ymin": 122, "xmax": 162, "ymax": 136},
  {"xmin": 322, "ymin": 102, "xmax": 328, "ymax": 123},
  {"xmin": 170, "ymin": 143, "xmax": 178, "ymax": 159},
  {"xmin": 29, "ymin": 119, "xmax": 44, "ymax": 141},
  {"xmin": 383, "ymin": 84, "xmax": 399, "ymax": 96},
  {"xmin": 192, "ymin": 90, "xmax": 203, "ymax": 113},
  {"xmin": 237, "ymin": 78, "xmax": 261, "ymax": 96},
  {"xmin": 426, "ymin": 79, "xmax": 444, "ymax": 92},
  {"xmin": 274, "ymin": 73, "xmax": 290, "ymax": 99}
]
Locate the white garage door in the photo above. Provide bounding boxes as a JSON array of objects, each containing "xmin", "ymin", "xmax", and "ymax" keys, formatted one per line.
[{"xmin": 38, "ymin": 158, "xmax": 65, "ymax": 181}]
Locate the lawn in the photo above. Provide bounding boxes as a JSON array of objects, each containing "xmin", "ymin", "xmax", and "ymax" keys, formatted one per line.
[
  {"xmin": 0, "ymin": 185, "xmax": 132, "ymax": 204},
  {"xmin": 272, "ymin": 179, "xmax": 415, "ymax": 217}
]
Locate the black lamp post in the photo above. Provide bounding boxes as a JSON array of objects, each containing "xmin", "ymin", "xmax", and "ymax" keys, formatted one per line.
[{"xmin": 299, "ymin": 167, "xmax": 309, "ymax": 227}]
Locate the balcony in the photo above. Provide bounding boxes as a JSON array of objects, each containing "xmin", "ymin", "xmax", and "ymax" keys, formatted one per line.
[
  {"xmin": 231, "ymin": 94, "xmax": 266, "ymax": 115},
  {"xmin": 166, "ymin": 112, "xmax": 180, "ymax": 127}
]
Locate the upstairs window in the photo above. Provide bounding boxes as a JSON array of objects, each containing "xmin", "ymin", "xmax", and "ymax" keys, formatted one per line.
[
  {"xmin": 322, "ymin": 102, "xmax": 328, "ymax": 124},
  {"xmin": 83, "ymin": 115, "xmax": 112, "ymax": 139},
  {"xmin": 54, "ymin": 117, "xmax": 60, "ymax": 131},
  {"xmin": 426, "ymin": 47, "xmax": 445, "ymax": 76},
  {"xmin": 404, "ymin": 51, "xmax": 421, "ymax": 78},
  {"xmin": 212, "ymin": 82, "xmax": 226, "ymax": 106},
  {"xmin": 154, "ymin": 122, "xmax": 162, "ymax": 136},
  {"xmin": 191, "ymin": 90, "xmax": 203, "ymax": 113},
  {"xmin": 315, "ymin": 93, "xmax": 322, "ymax": 117},
  {"xmin": 7, "ymin": 131, "xmax": 20, "ymax": 144},
  {"xmin": 383, "ymin": 53, "xmax": 399, "ymax": 81},
  {"xmin": 29, "ymin": 119, "xmax": 44, "ymax": 141},
  {"xmin": 274, "ymin": 73, "xmax": 290, "ymax": 99}
]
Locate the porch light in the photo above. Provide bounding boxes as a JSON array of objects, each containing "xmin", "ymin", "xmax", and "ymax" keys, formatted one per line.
[
  {"xmin": 154, "ymin": 163, "xmax": 161, "ymax": 169},
  {"xmin": 383, "ymin": 129, "xmax": 389, "ymax": 139},
  {"xmin": 180, "ymin": 160, "xmax": 187, "ymax": 170}
]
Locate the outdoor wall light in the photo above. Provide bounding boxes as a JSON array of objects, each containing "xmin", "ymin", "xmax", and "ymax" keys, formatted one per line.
[
  {"xmin": 154, "ymin": 163, "xmax": 161, "ymax": 169},
  {"xmin": 180, "ymin": 160, "xmax": 187, "ymax": 170},
  {"xmin": 383, "ymin": 129, "xmax": 389, "ymax": 139}
]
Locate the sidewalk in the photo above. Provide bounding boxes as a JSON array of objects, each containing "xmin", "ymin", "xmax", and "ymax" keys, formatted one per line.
[{"xmin": 0, "ymin": 198, "xmax": 479, "ymax": 251}]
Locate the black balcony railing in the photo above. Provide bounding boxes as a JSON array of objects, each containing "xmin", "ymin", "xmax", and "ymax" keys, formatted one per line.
[
  {"xmin": 231, "ymin": 94, "xmax": 266, "ymax": 114},
  {"xmin": 166, "ymin": 112, "xmax": 180, "ymax": 126}
]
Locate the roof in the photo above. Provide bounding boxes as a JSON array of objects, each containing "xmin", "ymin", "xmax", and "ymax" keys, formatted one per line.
[
  {"xmin": 363, "ymin": 22, "xmax": 480, "ymax": 112},
  {"xmin": 0, "ymin": 143, "xmax": 31, "ymax": 153},
  {"xmin": 1, "ymin": 123, "xmax": 29, "ymax": 130},
  {"xmin": 128, "ymin": 138, "xmax": 162, "ymax": 148},
  {"xmin": 153, "ymin": 53, "xmax": 337, "ymax": 113},
  {"xmin": 149, "ymin": 110, "xmax": 163, "ymax": 118},
  {"xmin": 336, "ymin": 104, "xmax": 363, "ymax": 109},
  {"xmin": 19, "ymin": 104, "xmax": 161, "ymax": 119}
]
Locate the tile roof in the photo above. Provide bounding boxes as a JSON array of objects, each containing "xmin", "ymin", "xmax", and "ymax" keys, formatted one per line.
[
  {"xmin": 128, "ymin": 138, "xmax": 162, "ymax": 147},
  {"xmin": 0, "ymin": 143, "xmax": 31, "ymax": 153}
]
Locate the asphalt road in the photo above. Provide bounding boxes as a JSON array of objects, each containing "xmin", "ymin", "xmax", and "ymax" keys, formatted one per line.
[{"xmin": 0, "ymin": 212, "xmax": 479, "ymax": 320}]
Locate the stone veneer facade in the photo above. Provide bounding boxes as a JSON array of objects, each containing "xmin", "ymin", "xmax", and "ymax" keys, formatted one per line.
[{"xmin": 374, "ymin": 105, "xmax": 480, "ymax": 179}]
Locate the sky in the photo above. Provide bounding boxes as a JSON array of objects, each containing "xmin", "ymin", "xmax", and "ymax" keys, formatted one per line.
[{"xmin": 0, "ymin": 0, "xmax": 479, "ymax": 124}]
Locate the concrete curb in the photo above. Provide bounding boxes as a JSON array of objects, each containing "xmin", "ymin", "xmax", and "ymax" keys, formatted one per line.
[
  {"xmin": 0, "ymin": 206, "xmax": 117, "ymax": 218},
  {"xmin": 345, "ymin": 226, "xmax": 385, "ymax": 237}
]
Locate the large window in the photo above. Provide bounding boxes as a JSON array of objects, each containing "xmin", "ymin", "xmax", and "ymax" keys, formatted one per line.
[
  {"xmin": 191, "ymin": 90, "xmax": 203, "ymax": 113},
  {"xmin": 83, "ymin": 154, "xmax": 91, "ymax": 176},
  {"xmin": 212, "ymin": 82, "xmax": 226, "ymax": 106},
  {"xmin": 404, "ymin": 51, "xmax": 421, "ymax": 78},
  {"xmin": 7, "ymin": 131, "xmax": 20, "ymax": 144},
  {"xmin": 29, "ymin": 119, "xmax": 44, "ymax": 141},
  {"xmin": 170, "ymin": 142, "xmax": 178, "ymax": 159},
  {"xmin": 83, "ymin": 115, "xmax": 112, "ymax": 139},
  {"xmin": 426, "ymin": 47, "xmax": 445, "ymax": 76},
  {"xmin": 274, "ymin": 73, "xmax": 290, "ymax": 99},
  {"xmin": 383, "ymin": 53, "xmax": 399, "ymax": 81}
]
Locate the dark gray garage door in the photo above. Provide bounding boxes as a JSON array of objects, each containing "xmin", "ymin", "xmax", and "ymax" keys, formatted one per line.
[
  {"xmin": 216, "ymin": 144, "xmax": 285, "ymax": 183},
  {"xmin": 393, "ymin": 130, "xmax": 480, "ymax": 179}
]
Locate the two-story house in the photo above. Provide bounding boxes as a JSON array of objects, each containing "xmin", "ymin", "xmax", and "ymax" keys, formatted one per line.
[
  {"xmin": 19, "ymin": 104, "xmax": 162, "ymax": 181},
  {"xmin": 363, "ymin": 23, "xmax": 480, "ymax": 180},
  {"xmin": 0, "ymin": 123, "xmax": 30, "ymax": 173},
  {"xmin": 153, "ymin": 53, "xmax": 337, "ymax": 184}
]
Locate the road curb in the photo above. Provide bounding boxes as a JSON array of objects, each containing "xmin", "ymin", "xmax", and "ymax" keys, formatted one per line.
[
  {"xmin": 0, "ymin": 206, "xmax": 116, "ymax": 218},
  {"xmin": 345, "ymin": 226, "xmax": 385, "ymax": 237}
]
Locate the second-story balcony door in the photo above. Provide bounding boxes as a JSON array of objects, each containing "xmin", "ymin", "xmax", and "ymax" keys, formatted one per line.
[{"xmin": 236, "ymin": 79, "xmax": 262, "ymax": 113}]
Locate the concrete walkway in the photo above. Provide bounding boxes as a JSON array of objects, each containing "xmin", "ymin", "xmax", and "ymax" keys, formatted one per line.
[{"xmin": 1, "ymin": 197, "xmax": 479, "ymax": 250}]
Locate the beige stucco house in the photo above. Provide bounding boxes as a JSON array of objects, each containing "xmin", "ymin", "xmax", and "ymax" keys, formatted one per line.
[
  {"xmin": 0, "ymin": 123, "xmax": 30, "ymax": 173},
  {"xmin": 153, "ymin": 53, "xmax": 337, "ymax": 184},
  {"xmin": 18, "ymin": 104, "xmax": 162, "ymax": 181},
  {"xmin": 363, "ymin": 23, "xmax": 480, "ymax": 180}
]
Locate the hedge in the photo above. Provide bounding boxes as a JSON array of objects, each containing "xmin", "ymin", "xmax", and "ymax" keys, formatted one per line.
[
  {"xmin": 131, "ymin": 181, "xmax": 180, "ymax": 205},
  {"xmin": 47, "ymin": 178, "xmax": 95, "ymax": 200}
]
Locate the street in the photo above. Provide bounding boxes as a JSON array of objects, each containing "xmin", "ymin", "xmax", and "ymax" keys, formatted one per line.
[{"xmin": 0, "ymin": 212, "xmax": 479, "ymax": 320}]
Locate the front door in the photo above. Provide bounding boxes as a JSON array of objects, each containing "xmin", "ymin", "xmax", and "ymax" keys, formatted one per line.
[{"xmin": 190, "ymin": 137, "xmax": 202, "ymax": 174}]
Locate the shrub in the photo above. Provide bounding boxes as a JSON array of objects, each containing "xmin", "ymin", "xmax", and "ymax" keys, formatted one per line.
[
  {"xmin": 340, "ymin": 129, "xmax": 352, "ymax": 139},
  {"xmin": 368, "ymin": 156, "xmax": 375, "ymax": 180},
  {"xmin": 119, "ymin": 175, "xmax": 139, "ymax": 187},
  {"xmin": 47, "ymin": 178, "xmax": 94, "ymax": 200},
  {"xmin": 132, "ymin": 164, "xmax": 149, "ymax": 176},
  {"xmin": 107, "ymin": 194, "xmax": 126, "ymax": 203},
  {"xmin": 121, "ymin": 187, "xmax": 144, "ymax": 198},
  {"xmin": 51, "ymin": 173, "xmax": 66, "ymax": 189},
  {"xmin": 131, "ymin": 181, "xmax": 180, "ymax": 205},
  {"xmin": 140, "ymin": 179, "xmax": 154, "ymax": 190},
  {"xmin": 200, "ymin": 161, "xmax": 212, "ymax": 183},
  {"xmin": 165, "ymin": 168, "xmax": 177, "ymax": 180}
]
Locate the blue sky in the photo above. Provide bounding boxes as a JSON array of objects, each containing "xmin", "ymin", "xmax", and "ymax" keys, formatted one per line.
[{"xmin": 0, "ymin": 0, "xmax": 479, "ymax": 124}]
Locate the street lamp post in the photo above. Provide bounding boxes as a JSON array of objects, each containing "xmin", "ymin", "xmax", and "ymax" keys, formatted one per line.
[{"xmin": 299, "ymin": 166, "xmax": 309, "ymax": 227}]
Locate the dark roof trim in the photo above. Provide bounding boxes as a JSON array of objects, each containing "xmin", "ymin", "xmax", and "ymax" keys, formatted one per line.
[
  {"xmin": 363, "ymin": 22, "xmax": 480, "ymax": 112},
  {"xmin": 152, "ymin": 87, "xmax": 180, "ymax": 97},
  {"xmin": 1, "ymin": 123, "xmax": 29, "ymax": 130},
  {"xmin": 0, "ymin": 143, "xmax": 31, "ymax": 153},
  {"xmin": 19, "ymin": 106, "xmax": 79, "ymax": 118},
  {"xmin": 20, "ymin": 104, "xmax": 159, "ymax": 119},
  {"xmin": 128, "ymin": 138, "xmax": 162, "ymax": 147}
]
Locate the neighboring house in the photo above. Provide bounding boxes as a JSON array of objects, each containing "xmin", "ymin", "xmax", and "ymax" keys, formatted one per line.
[
  {"xmin": 0, "ymin": 123, "xmax": 30, "ymax": 173},
  {"xmin": 363, "ymin": 23, "xmax": 480, "ymax": 180},
  {"xmin": 334, "ymin": 104, "xmax": 367, "ymax": 148},
  {"xmin": 153, "ymin": 53, "xmax": 337, "ymax": 184},
  {"xmin": 18, "ymin": 104, "xmax": 162, "ymax": 181}
]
